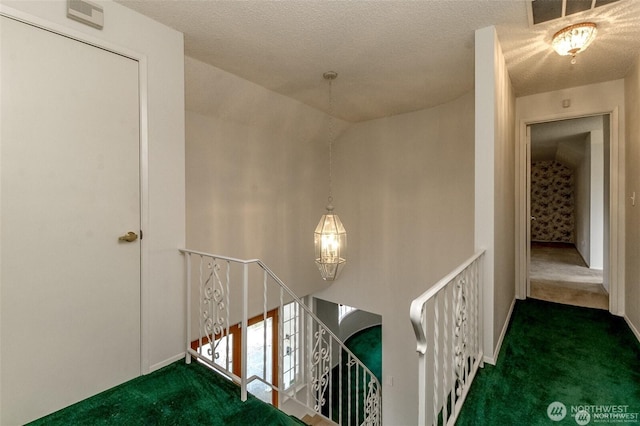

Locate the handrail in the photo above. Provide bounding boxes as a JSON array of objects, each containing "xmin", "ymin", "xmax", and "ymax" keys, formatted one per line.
[
  {"xmin": 409, "ymin": 250, "xmax": 485, "ymax": 354},
  {"xmin": 409, "ymin": 249, "xmax": 485, "ymax": 426},
  {"xmin": 180, "ymin": 248, "xmax": 381, "ymax": 425},
  {"xmin": 179, "ymin": 249, "xmax": 380, "ymax": 383},
  {"xmin": 256, "ymin": 260, "xmax": 380, "ymax": 382},
  {"xmin": 179, "ymin": 248, "xmax": 260, "ymax": 264}
]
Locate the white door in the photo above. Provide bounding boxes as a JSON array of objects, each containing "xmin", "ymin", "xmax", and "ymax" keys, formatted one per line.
[{"xmin": 1, "ymin": 16, "xmax": 141, "ymax": 425}]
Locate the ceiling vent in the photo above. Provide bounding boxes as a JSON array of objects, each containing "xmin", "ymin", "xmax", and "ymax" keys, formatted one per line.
[{"xmin": 528, "ymin": 0, "xmax": 619, "ymax": 26}]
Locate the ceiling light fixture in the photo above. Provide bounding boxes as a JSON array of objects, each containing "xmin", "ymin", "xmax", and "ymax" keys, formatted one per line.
[
  {"xmin": 552, "ymin": 22, "xmax": 597, "ymax": 64},
  {"xmin": 314, "ymin": 71, "xmax": 346, "ymax": 281}
]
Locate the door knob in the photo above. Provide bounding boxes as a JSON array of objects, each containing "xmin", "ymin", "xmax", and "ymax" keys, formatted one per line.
[{"xmin": 118, "ymin": 231, "xmax": 138, "ymax": 242}]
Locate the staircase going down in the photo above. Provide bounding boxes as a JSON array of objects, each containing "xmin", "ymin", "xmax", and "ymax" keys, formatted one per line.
[{"xmin": 180, "ymin": 249, "xmax": 381, "ymax": 426}]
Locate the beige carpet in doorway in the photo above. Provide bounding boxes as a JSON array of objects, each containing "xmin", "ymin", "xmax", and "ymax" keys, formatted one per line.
[{"xmin": 529, "ymin": 243, "xmax": 608, "ymax": 310}]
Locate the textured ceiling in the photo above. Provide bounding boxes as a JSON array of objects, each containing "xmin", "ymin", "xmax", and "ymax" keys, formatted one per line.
[
  {"xmin": 116, "ymin": 0, "xmax": 640, "ymax": 122},
  {"xmin": 500, "ymin": 0, "xmax": 640, "ymax": 100}
]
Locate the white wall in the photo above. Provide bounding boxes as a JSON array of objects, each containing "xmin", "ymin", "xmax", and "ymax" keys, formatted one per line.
[
  {"xmin": 475, "ymin": 26, "xmax": 516, "ymax": 363},
  {"xmin": 185, "ymin": 57, "xmax": 342, "ymax": 328},
  {"xmin": 589, "ymin": 130, "xmax": 605, "ymax": 269},
  {"xmin": 312, "ymin": 92, "xmax": 475, "ymax": 425},
  {"xmin": 603, "ymin": 115, "xmax": 611, "ymax": 291},
  {"xmin": 313, "ymin": 298, "xmax": 342, "ymax": 366},
  {"xmin": 624, "ymin": 55, "xmax": 640, "ymax": 339},
  {"xmin": 575, "ymin": 135, "xmax": 591, "ymax": 263},
  {"xmin": 515, "ymin": 79, "xmax": 626, "ymax": 313},
  {"xmin": 575, "ymin": 129, "xmax": 605, "ymax": 270},
  {"xmin": 0, "ymin": 0, "xmax": 185, "ymax": 422},
  {"xmin": 338, "ymin": 309, "xmax": 382, "ymax": 343},
  {"xmin": 185, "ymin": 52, "xmax": 475, "ymax": 426}
]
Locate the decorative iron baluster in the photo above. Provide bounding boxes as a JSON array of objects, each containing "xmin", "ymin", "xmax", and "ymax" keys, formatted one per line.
[
  {"xmin": 433, "ymin": 294, "xmax": 439, "ymax": 424},
  {"xmin": 263, "ymin": 270, "xmax": 268, "ymax": 383},
  {"xmin": 472, "ymin": 261, "xmax": 479, "ymax": 364},
  {"xmin": 443, "ymin": 285, "xmax": 449, "ymax": 423},
  {"xmin": 311, "ymin": 327, "xmax": 331, "ymax": 412},
  {"xmin": 225, "ymin": 260, "xmax": 231, "ymax": 370},
  {"xmin": 198, "ymin": 257, "xmax": 204, "ymax": 357},
  {"xmin": 363, "ymin": 375, "xmax": 380, "ymax": 426},
  {"xmin": 454, "ymin": 275, "xmax": 468, "ymax": 396},
  {"xmin": 201, "ymin": 259, "xmax": 227, "ymax": 362},
  {"xmin": 355, "ymin": 362, "xmax": 359, "ymax": 426},
  {"xmin": 339, "ymin": 340, "xmax": 343, "ymax": 424},
  {"xmin": 328, "ymin": 338, "xmax": 333, "ymax": 421},
  {"xmin": 181, "ymin": 249, "xmax": 382, "ymax": 425},
  {"xmin": 279, "ymin": 286, "xmax": 284, "ymax": 404},
  {"xmin": 347, "ymin": 355, "xmax": 356, "ymax": 425},
  {"xmin": 450, "ymin": 283, "xmax": 457, "ymax": 419},
  {"xmin": 410, "ymin": 250, "xmax": 485, "ymax": 426}
]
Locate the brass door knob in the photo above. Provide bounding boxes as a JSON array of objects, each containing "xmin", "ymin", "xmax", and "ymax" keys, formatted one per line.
[{"xmin": 118, "ymin": 231, "xmax": 138, "ymax": 242}]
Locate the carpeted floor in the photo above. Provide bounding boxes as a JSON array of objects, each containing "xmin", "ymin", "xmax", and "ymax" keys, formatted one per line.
[
  {"xmin": 28, "ymin": 361, "xmax": 305, "ymax": 426},
  {"xmin": 530, "ymin": 243, "xmax": 608, "ymax": 310},
  {"xmin": 29, "ymin": 327, "xmax": 382, "ymax": 426},
  {"xmin": 457, "ymin": 299, "xmax": 640, "ymax": 425}
]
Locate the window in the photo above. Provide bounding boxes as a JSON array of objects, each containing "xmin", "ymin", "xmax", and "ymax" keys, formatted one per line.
[
  {"xmin": 191, "ymin": 309, "xmax": 279, "ymax": 406},
  {"xmin": 282, "ymin": 301, "xmax": 301, "ymax": 390},
  {"xmin": 246, "ymin": 316, "xmax": 274, "ymax": 404},
  {"xmin": 338, "ymin": 303, "xmax": 356, "ymax": 323}
]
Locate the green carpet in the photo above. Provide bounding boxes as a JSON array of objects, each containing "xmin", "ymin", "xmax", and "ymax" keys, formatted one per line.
[
  {"xmin": 345, "ymin": 325, "xmax": 382, "ymax": 383},
  {"xmin": 457, "ymin": 299, "xmax": 640, "ymax": 425},
  {"xmin": 28, "ymin": 361, "xmax": 305, "ymax": 426},
  {"xmin": 324, "ymin": 325, "xmax": 382, "ymax": 424}
]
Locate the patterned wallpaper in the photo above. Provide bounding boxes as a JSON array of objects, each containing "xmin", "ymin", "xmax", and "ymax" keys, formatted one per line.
[{"xmin": 531, "ymin": 161, "xmax": 574, "ymax": 243}]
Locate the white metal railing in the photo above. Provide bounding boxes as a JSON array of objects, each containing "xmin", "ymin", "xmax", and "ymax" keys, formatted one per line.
[
  {"xmin": 180, "ymin": 249, "xmax": 381, "ymax": 426},
  {"xmin": 409, "ymin": 250, "xmax": 485, "ymax": 426}
]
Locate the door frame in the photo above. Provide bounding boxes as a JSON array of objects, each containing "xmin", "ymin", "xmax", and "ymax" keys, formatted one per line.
[
  {"xmin": 516, "ymin": 108, "xmax": 623, "ymax": 315},
  {"xmin": 0, "ymin": 5, "xmax": 151, "ymax": 372}
]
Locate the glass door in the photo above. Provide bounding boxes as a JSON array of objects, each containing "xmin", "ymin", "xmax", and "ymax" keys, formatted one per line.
[{"xmin": 192, "ymin": 309, "xmax": 279, "ymax": 406}]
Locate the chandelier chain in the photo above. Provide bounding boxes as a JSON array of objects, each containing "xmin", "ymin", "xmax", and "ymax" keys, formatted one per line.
[
  {"xmin": 315, "ymin": 71, "xmax": 346, "ymax": 281},
  {"xmin": 328, "ymin": 76, "xmax": 334, "ymax": 206}
]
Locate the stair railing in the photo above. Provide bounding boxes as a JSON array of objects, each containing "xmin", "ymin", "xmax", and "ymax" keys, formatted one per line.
[
  {"xmin": 180, "ymin": 249, "xmax": 381, "ymax": 426},
  {"xmin": 409, "ymin": 250, "xmax": 485, "ymax": 426}
]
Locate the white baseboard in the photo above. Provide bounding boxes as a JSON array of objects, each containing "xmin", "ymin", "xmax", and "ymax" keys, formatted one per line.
[
  {"xmin": 625, "ymin": 315, "xmax": 640, "ymax": 344},
  {"xmin": 483, "ymin": 298, "xmax": 516, "ymax": 366},
  {"xmin": 148, "ymin": 352, "xmax": 186, "ymax": 373}
]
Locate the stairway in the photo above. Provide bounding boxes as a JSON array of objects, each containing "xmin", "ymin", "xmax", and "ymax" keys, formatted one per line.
[
  {"xmin": 181, "ymin": 249, "xmax": 382, "ymax": 425},
  {"xmin": 301, "ymin": 413, "xmax": 339, "ymax": 425}
]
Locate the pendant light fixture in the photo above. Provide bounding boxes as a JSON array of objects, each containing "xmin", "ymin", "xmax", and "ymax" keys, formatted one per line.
[
  {"xmin": 552, "ymin": 22, "xmax": 597, "ymax": 64},
  {"xmin": 314, "ymin": 71, "xmax": 346, "ymax": 281}
]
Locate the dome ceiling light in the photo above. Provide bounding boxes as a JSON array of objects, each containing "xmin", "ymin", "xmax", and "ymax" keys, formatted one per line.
[{"xmin": 552, "ymin": 22, "xmax": 597, "ymax": 64}]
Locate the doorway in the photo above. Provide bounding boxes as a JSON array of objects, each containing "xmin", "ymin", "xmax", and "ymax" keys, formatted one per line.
[{"xmin": 527, "ymin": 115, "xmax": 610, "ymax": 309}]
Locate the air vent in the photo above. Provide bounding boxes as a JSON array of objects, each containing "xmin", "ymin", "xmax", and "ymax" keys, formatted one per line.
[
  {"xmin": 528, "ymin": 0, "xmax": 620, "ymax": 26},
  {"xmin": 67, "ymin": 0, "xmax": 104, "ymax": 30}
]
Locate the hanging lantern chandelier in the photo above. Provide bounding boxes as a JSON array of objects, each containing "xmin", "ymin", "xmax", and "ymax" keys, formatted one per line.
[{"xmin": 314, "ymin": 71, "xmax": 347, "ymax": 281}]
